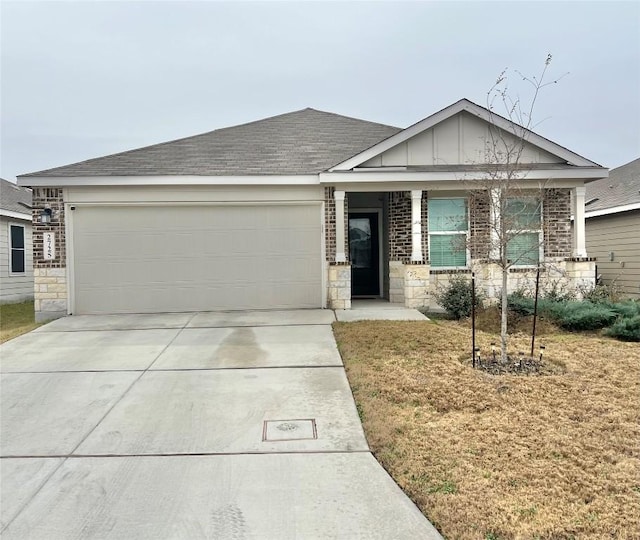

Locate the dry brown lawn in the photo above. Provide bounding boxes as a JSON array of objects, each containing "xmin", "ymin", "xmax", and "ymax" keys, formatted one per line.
[{"xmin": 334, "ymin": 320, "xmax": 640, "ymax": 540}]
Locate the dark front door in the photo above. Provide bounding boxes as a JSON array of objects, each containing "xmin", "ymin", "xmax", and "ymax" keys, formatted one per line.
[{"xmin": 349, "ymin": 212, "xmax": 380, "ymax": 297}]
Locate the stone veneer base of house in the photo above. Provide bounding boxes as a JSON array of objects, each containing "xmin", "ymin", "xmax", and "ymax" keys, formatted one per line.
[
  {"xmin": 404, "ymin": 264, "xmax": 430, "ymax": 308},
  {"xmin": 327, "ymin": 263, "xmax": 351, "ymax": 310},
  {"xmin": 428, "ymin": 259, "xmax": 596, "ymax": 310},
  {"xmin": 34, "ymin": 267, "xmax": 68, "ymax": 322}
]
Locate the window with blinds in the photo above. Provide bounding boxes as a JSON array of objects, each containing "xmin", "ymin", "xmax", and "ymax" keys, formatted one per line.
[
  {"xmin": 428, "ymin": 198, "xmax": 468, "ymax": 267},
  {"xmin": 505, "ymin": 197, "xmax": 542, "ymax": 265}
]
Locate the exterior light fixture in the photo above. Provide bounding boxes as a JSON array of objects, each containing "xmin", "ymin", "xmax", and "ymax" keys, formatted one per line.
[{"xmin": 39, "ymin": 208, "xmax": 53, "ymax": 224}]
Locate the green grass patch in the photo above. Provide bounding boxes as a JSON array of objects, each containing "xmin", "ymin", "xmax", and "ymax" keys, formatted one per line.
[{"xmin": 0, "ymin": 301, "xmax": 43, "ymax": 343}]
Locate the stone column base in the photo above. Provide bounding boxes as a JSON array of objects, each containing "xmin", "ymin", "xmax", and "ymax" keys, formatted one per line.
[
  {"xmin": 34, "ymin": 267, "xmax": 68, "ymax": 322},
  {"xmin": 327, "ymin": 263, "xmax": 351, "ymax": 310},
  {"xmin": 389, "ymin": 261, "xmax": 405, "ymax": 304}
]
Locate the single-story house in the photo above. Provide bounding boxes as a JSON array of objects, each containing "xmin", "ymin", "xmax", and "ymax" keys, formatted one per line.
[
  {"xmin": 585, "ymin": 157, "xmax": 640, "ymax": 299},
  {"xmin": 18, "ymin": 99, "xmax": 607, "ymax": 321},
  {"xmin": 0, "ymin": 178, "xmax": 33, "ymax": 304}
]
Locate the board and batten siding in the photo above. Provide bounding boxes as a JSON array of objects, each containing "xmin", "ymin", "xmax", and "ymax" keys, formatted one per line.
[
  {"xmin": 360, "ymin": 111, "xmax": 565, "ymax": 167},
  {"xmin": 585, "ymin": 209, "xmax": 640, "ymax": 299},
  {"xmin": 0, "ymin": 217, "xmax": 34, "ymax": 303}
]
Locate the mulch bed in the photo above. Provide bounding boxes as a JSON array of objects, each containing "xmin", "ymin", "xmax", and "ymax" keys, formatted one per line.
[{"xmin": 461, "ymin": 353, "xmax": 567, "ymax": 375}]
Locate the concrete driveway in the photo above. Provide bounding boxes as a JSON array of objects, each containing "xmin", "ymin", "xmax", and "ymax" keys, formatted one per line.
[{"xmin": 1, "ymin": 310, "xmax": 441, "ymax": 539}]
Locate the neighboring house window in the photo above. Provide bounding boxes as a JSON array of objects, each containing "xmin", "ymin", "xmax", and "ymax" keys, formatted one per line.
[
  {"xmin": 428, "ymin": 198, "xmax": 468, "ymax": 267},
  {"xmin": 9, "ymin": 224, "xmax": 26, "ymax": 273},
  {"xmin": 505, "ymin": 197, "xmax": 542, "ymax": 266}
]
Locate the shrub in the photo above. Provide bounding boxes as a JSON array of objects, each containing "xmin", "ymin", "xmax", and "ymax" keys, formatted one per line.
[
  {"xmin": 542, "ymin": 279, "xmax": 576, "ymax": 302},
  {"xmin": 605, "ymin": 316, "xmax": 640, "ymax": 342},
  {"xmin": 434, "ymin": 275, "xmax": 484, "ymax": 320},
  {"xmin": 554, "ymin": 302, "xmax": 618, "ymax": 331},
  {"xmin": 602, "ymin": 300, "xmax": 640, "ymax": 319},
  {"xmin": 507, "ymin": 294, "xmax": 535, "ymax": 316},
  {"xmin": 579, "ymin": 281, "xmax": 625, "ymax": 303}
]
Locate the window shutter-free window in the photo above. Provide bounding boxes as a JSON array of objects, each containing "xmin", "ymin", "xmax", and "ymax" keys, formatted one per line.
[
  {"xmin": 428, "ymin": 198, "xmax": 468, "ymax": 267},
  {"xmin": 505, "ymin": 197, "xmax": 542, "ymax": 266},
  {"xmin": 9, "ymin": 225, "xmax": 25, "ymax": 273}
]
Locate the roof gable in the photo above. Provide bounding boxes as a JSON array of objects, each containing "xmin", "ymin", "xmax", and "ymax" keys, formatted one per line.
[
  {"xmin": 20, "ymin": 109, "xmax": 401, "ymax": 178},
  {"xmin": 330, "ymin": 99, "xmax": 602, "ymax": 171}
]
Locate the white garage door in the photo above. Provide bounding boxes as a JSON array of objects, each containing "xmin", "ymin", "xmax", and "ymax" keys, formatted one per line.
[{"xmin": 71, "ymin": 204, "xmax": 323, "ymax": 314}]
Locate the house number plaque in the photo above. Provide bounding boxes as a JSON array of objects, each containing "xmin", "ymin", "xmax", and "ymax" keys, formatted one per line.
[{"xmin": 43, "ymin": 232, "xmax": 56, "ymax": 260}]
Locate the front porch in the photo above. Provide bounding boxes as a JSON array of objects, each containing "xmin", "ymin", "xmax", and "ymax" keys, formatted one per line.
[{"xmin": 325, "ymin": 187, "xmax": 595, "ymax": 311}]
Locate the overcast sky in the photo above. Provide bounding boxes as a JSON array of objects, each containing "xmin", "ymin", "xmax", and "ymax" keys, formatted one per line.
[{"xmin": 1, "ymin": 1, "xmax": 639, "ymax": 182}]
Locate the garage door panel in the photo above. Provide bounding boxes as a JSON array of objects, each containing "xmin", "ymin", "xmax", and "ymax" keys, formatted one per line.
[{"xmin": 72, "ymin": 205, "xmax": 322, "ymax": 314}]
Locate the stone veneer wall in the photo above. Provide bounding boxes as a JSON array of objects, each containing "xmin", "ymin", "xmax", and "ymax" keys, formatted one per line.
[
  {"xmin": 31, "ymin": 188, "xmax": 67, "ymax": 321},
  {"xmin": 327, "ymin": 263, "xmax": 351, "ymax": 309},
  {"xmin": 543, "ymin": 188, "xmax": 572, "ymax": 257},
  {"xmin": 429, "ymin": 260, "xmax": 596, "ymax": 310}
]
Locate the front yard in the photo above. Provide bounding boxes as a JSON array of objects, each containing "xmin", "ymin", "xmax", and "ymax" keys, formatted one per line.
[{"xmin": 334, "ymin": 320, "xmax": 640, "ymax": 539}]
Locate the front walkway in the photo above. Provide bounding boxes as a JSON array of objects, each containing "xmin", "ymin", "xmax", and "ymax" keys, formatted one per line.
[
  {"xmin": 0, "ymin": 310, "xmax": 441, "ymax": 539},
  {"xmin": 335, "ymin": 299, "xmax": 429, "ymax": 322}
]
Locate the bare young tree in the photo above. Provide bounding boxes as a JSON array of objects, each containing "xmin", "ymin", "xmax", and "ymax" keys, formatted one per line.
[{"xmin": 472, "ymin": 54, "xmax": 567, "ymax": 362}]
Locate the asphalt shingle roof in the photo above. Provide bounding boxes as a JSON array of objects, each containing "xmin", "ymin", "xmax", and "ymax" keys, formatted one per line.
[
  {"xmin": 0, "ymin": 178, "xmax": 32, "ymax": 215},
  {"xmin": 585, "ymin": 158, "xmax": 640, "ymax": 213},
  {"xmin": 20, "ymin": 108, "xmax": 401, "ymax": 178}
]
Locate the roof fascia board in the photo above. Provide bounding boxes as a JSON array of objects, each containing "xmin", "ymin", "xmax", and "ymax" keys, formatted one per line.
[
  {"xmin": 320, "ymin": 168, "xmax": 607, "ymax": 183},
  {"xmin": 330, "ymin": 99, "xmax": 601, "ymax": 171},
  {"xmin": 585, "ymin": 202, "xmax": 640, "ymax": 218},
  {"xmin": 18, "ymin": 175, "xmax": 321, "ymax": 187},
  {"xmin": 0, "ymin": 209, "xmax": 32, "ymax": 220}
]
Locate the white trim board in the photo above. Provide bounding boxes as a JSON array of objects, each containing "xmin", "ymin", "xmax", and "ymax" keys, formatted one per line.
[
  {"xmin": 0, "ymin": 209, "xmax": 31, "ymax": 221},
  {"xmin": 18, "ymin": 175, "xmax": 320, "ymax": 187},
  {"xmin": 585, "ymin": 202, "xmax": 640, "ymax": 218}
]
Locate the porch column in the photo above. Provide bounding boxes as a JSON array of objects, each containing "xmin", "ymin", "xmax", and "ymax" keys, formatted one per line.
[
  {"xmin": 335, "ymin": 190, "xmax": 347, "ymax": 263},
  {"xmin": 410, "ymin": 190, "xmax": 423, "ymax": 262},
  {"xmin": 489, "ymin": 187, "xmax": 501, "ymax": 260},
  {"xmin": 572, "ymin": 185, "xmax": 587, "ymax": 257}
]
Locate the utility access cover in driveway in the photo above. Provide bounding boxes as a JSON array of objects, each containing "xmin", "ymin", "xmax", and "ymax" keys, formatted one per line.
[{"xmin": 263, "ymin": 419, "xmax": 317, "ymax": 442}]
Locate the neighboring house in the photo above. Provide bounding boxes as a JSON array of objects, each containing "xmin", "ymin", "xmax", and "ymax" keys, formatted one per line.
[
  {"xmin": 0, "ymin": 178, "xmax": 33, "ymax": 303},
  {"xmin": 585, "ymin": 158, "xmax": 640, "ymax": 299},
  {"xmin": 18, "ymin": 99, "xmax": 607, "ymax": 321}
]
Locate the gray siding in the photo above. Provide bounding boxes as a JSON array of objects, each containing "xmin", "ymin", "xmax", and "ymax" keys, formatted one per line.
[
  {"xmin": 586, "ymin": 210, "xmax": 640, "ymax": 299},
  {"xmin": 0, "ymin": 217, "xmax": 34, "ymax": 303}
]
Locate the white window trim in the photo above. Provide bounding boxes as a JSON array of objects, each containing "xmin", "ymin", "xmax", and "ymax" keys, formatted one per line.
[
  {"xmin": 8, "ymin": 222, "xmax": 26, "ymax": 275},
  {"xmin": 505, "ymin": 197, "xmax": 544, "ymax": 267},
  {"xmin": 427, "ymin": 196, "xmax": 470, "ymax": 270}
]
